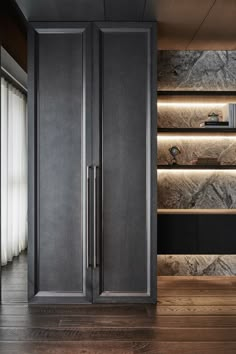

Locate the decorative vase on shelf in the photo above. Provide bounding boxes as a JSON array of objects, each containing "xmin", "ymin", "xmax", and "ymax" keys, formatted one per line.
[
  {"xmin": 169, "ymin": 146, "xmax": 181, "ymax": 165},
  {"xmin": 208, "ymin": 112, "xmax": 219, "ymax": 122}
]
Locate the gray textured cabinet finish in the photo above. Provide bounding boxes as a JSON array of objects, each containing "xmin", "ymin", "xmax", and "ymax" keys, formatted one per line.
[
  {"xmin": 28, "ymin": 22, "xmax": 156, "ymax": 304},
  {"xmin": 28, "ymin": 23, "xmax": 92, "ymax": 303},
  {"xmin": 92, "ymin": 23, "xmax": 157, "ymax": 303}
]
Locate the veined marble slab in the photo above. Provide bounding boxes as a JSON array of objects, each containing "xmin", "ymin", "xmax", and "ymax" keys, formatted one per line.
[
  {"xmin": 157, "ymin": 106, "xmax": 225, "ymax": 128},
  {"xmin": 158, "ymin": 51, "xmax": 236, "ymax": 91},
  {"xmin": 158, "ymin": 137, "xmax": 236, "ymax": 166},
  {"xmin": 157, "ymin": 171, "xmax": 236, "ymax": 209},
  {"xmin": 157, "ymin": 51, "xmax": 236, "ymax": 276},
  {"xmin": 158, "ymin": 255, "xmax": 236, "ymax": 276}
]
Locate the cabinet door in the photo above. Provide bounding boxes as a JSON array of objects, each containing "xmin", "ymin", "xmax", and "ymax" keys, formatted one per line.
[
  {"xmin": 198, "ymin": 215, "xmax": 236, "ymax": 254},
  {"xmin": 158, "ymin": 215, "xmax": 198, "ymax": 254},
  {"xmin": 28, "ymin": 23, "xmax": 92, "ymax": 303},
  {"xmin": 92, "ymin": 23, "xmax": 157, "ymax": 303}
]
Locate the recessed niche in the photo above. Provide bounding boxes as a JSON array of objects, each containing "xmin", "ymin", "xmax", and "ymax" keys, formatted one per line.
[
  {"xmin": 157, "ymin": 170, "xmax": 236, "ymax": 209},
  {"xmin": 157, "ymin": 136, "xmax": 236, "ymax": 166},
  {"xmin": 157, "ymin": 104, "xmax": 225, "ymax": 128}
]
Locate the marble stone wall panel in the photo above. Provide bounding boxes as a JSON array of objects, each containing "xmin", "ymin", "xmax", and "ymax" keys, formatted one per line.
[
  {"xmin": 157, "ymin": 106, "xmax": 225, "ymax": 128},
  {"xmin": 158, "ymin": 51, "xmax": 236, "ymax": 91},
  {"xmin": 158, "ymin": 255, "xmax": 236, "ymax": 276},
  {"xmin": 157, "ymin": 137, "xmax": 236, "ymax": 166},
  {"xmin": 157, "ymin": 50, "xmax": 236, "ymax": 274},
  {"xmin": 157, "ymin": 171, "xmax": 236, "ymax": 209}
]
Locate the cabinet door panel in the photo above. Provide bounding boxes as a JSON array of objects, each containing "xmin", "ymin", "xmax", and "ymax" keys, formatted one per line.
[
  {"xmin": 93, "ymin": 23, "xmax": 157, "ymax": 303},
  {"xmin": 198, "ymin": 215, "xmax": 236, "ymax": 254},
  {"xmin": 158, "ymin": 215, "xmax": 198, "ymax": 254},
  {"xmin": 28, "ymin": 23, "xmax": 92, "ymax": 303}
]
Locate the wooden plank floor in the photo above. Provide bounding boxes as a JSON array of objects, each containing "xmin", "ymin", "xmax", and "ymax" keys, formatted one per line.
[
  {"xmin": 1, "ymin": 256, "xmax": 236, "ymax": 353},
  {"xmin": 1, "ymin": 251, "xmax": 27, "ymax": 304}
]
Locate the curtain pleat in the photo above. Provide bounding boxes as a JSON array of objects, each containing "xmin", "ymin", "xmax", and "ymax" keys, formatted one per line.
[{"xmin": 1, "ymin": 77, "xmax": 28, "ymax": 266}]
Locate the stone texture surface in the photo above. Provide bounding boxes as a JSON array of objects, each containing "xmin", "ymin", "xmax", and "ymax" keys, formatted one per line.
[
  {"xmin": 158, "ymin": 171, "xmax": 236, "ymax": 209},
  {"xmin": 158, "ymin": 105, "xmax": 225, "ymax": 128},
  {"xmin": 157, "ymin": 50, "xmax": 236, "ymax": 275},
  {"xmin": 158, "ymin": 137, "xmax": 236, "ymax": 166},
  {"xmin": 158, "ymin": 255, "xmax": 236, "ymax": 276},
  {"xmin": 158, "ymin": 50, "xmax": 236, "ymax": 91}
]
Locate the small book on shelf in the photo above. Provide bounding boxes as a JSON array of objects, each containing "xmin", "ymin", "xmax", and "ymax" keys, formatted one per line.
[
  {"xmin": 204, "ymin": 121, "xmax": 229, "ymax": 126},
  {"xmin": 200, "ymin": 121, "xmax": 229, "ymax": 128}
]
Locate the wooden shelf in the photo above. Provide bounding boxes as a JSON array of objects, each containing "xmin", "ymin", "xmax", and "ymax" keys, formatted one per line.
[
  {"xmin": 157, "ymin": 209, "xmax": 236, "ymax": 215},
  {"xmin": 157, "ymin": 165, "xmax": 236, "ymax": 170},
  {"xmin": 157, "ymin": 90, "xmax": 236, "ymax": 218},
  {"xmin": 158, "ymin": 128, "xmax": 236, "ymax": 134},
  {"xmin": 157, "ymin": 91, "xmax": 236, "ymax": 104},
  {"xmin": 157, "ymin": 90, "xmax": 236, "ymax": 96}
]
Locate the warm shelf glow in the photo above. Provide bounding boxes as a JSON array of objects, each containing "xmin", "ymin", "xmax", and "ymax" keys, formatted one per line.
[
  {"xmin": 157, "ymin": 169, "xmax": 236, "ymax": 173},
  {"xmin": 157, "ymin": 102, "xmax": 227, "ymax": 108},
  {"xmin": 157, "ymin": 209, "xmax": 236, "ymax": 215},
  {"xmin": 157, "ymin": 135, "xmax": 236, "ymax": 140}
]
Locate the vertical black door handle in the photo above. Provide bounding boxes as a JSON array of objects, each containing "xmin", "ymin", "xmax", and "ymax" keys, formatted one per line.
[
  {"xmin": 86, "ymin": 166, "xmax": 91, "ymax": 268},
  {"xmin": 93, "ymin": 166, "xmax": 98, "ymax": 269}
]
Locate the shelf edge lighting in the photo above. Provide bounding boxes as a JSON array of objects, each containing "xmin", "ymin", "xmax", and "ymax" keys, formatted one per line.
[
  {"xmin": 157, "ymin": 102, "xmax": 227, "ymax": 108},
  {"xmin": 157, "ymin": 209, "xmax": 236, "ymax": 214},
  {"xmin": 157, "ymin": 135, "xmax": 236, "ymax": 140},
  {"xmin": 157, "ymin": 169, "xmax": 236, "ymax": 173}
]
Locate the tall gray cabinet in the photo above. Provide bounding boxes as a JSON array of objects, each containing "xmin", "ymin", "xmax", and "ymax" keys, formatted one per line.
[{"xmin": 28, "ymin": 22, "xmax": 157, "ymax": 304}]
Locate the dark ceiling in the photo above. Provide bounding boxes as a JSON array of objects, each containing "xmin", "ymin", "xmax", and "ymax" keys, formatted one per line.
[
  {"xmin": 14, "ymin": 0, "xmax": 236, "ymax": 50},
  {"xmin": 14, "ymin": 0, "xmax": 151, "ymax": 22}
]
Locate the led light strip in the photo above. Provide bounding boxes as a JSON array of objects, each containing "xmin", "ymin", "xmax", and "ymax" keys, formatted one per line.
[
  {"xmin": 157, "ymin": 102, "xmax": 227, "ymax": 108},
  {"xmin": 157, "ymin": 135, "xmax": 236, "ymax": 140},
  {"xmin": 157, "ymin": 169, "xmax": 236, "ymax": 173}
]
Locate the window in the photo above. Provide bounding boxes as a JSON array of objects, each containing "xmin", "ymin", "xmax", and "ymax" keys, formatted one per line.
[{"xmin": 1, "ymin": 77, "xmax": 28, "ymax": 265}]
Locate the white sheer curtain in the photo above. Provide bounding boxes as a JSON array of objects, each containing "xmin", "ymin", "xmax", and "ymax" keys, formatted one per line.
[{"xmin": 1, "ymin": 77, "xmax": 28, "ymax": 266}]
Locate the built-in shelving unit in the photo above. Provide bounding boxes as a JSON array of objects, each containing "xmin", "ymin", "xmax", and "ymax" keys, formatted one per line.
[{"xmin": 157, "ymin": 89, "xmax": 236, "ymax": 215}]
